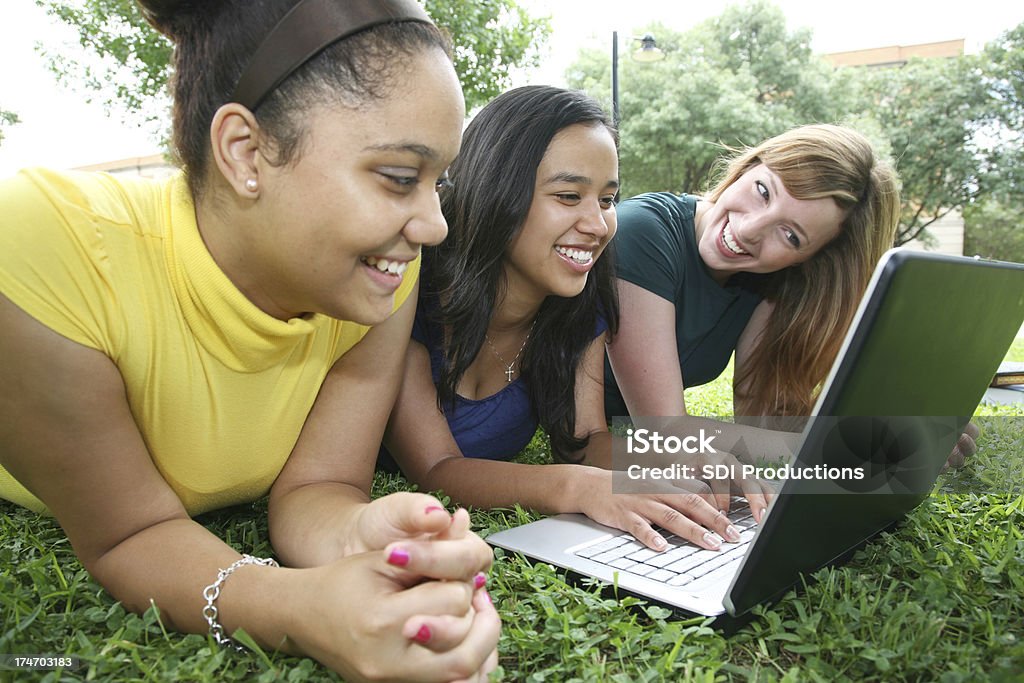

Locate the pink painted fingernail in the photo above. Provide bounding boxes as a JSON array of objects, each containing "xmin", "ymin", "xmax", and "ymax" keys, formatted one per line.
[
  {"xmin": 474, "ymin": 572, "xmax": 487, "ymax": 589},
  {"xmin": 425, "ymin": 505, "xmax": 446, "ymax": 515},
  {"xmin": 413, "ymin": 624, "xmax": 431, "ymax": 643},
  {"xmin": 387, "ymin": 547, "xmax": 410, "ymax": 566},
  {"xmin": 483, "ymin": 589, "xmax": 492, "ymax": 604}
]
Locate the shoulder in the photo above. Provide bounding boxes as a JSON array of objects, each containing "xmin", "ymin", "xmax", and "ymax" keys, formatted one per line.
[
  {"xmin": 0, "ymin": 169, "xmax": 177, "ymax": 352},
  {"xmin": 615, "ymin": 192, "xmax": 698, "ymax": 254},
  {"xmin": 1, "ymin": 168, "xmax": 177, "ymax": 297},
  {"xmin": 617, "ymin": 192, "xmax": 695, "ymax": 233},
  {"xmin": 2, "ymin": 167, "xmax": 173, "ymax": 239},
  {"xmin": 613, "ymin": 193, "xmax": 698, "ymax": 295}
]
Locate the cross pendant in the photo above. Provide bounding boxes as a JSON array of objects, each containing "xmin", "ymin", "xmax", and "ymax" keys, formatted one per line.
[{"xmin": 505, "ymin": 365, "xmax": 515, "ymax": 382}]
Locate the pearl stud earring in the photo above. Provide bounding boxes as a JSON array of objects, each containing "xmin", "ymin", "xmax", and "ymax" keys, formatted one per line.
[{"xmin": 245, "ymin": 178, "xmax": 258, "ymax": 192}]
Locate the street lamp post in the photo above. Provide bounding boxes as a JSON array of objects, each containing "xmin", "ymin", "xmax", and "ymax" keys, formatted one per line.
[
  {"xmin": 612, "ymin": 30, "xmax": 620, "ymax": 126},
  {"xmin": 611, "ymin": 31, "xmax": 664, "ymax": 126}
]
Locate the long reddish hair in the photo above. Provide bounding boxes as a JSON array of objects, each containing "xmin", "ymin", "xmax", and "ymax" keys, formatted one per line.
[{"xmin": 705, "ymin": 124, "xmax": 900, "ymax": 416}]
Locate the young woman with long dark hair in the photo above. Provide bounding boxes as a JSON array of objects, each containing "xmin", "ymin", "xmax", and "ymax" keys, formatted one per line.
[{"xmin": 384, "ymin": 86, "xmax": 767, "ymax": 553}]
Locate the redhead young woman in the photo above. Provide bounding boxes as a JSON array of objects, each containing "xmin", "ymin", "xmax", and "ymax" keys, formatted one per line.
[
  {"xmin": 605, "ymin": 124, "xmax": 977, "ymax": 464},
  {"xmin": 605, "ymin": 125, "xmax": 899, "ymax": 421},
  {"xmin": 0, "ymin": 1, "xmax": 498, "ymax": 680}
]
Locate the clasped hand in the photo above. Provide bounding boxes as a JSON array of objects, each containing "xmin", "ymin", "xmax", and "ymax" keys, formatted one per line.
[{"xmin": 295, "ymin": 493, "xmax": 499, "ymax": 682}]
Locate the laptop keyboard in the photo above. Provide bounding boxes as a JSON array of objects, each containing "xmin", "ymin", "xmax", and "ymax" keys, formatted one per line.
[{"xmin": 571, "ymin": 501, "xmax": 758, "ymax": 591}]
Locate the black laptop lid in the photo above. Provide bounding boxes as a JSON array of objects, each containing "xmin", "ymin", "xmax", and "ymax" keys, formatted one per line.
[{"xmin": 725, "ymin": 250, "xmax": 1024, "ymax": 616}]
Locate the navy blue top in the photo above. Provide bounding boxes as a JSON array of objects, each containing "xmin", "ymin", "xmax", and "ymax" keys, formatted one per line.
[
  {"xmin": 604, "ymin": 192, "xmax": 766, "ymax": 419},
  {"xmin": 413, "ymin": 294, "xmax": 609, "ymax": 461}
]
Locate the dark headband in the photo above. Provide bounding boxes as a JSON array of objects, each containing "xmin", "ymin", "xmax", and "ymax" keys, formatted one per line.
[{"xmin": 231, "ymin": 0, "xmax": 433, "ymax": 111}]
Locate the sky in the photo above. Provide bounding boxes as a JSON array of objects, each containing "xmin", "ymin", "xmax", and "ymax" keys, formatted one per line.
[{"xmin": 2, "ymin": 0, "xmax": 1023, "ymax": 177}]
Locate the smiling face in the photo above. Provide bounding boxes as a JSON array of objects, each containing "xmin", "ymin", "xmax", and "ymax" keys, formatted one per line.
[
  {"xmin": 503, "ymin": 123, "xmax": 619, "ymax": 307},
  {"xmin": 695, "ymin": 163, "xmax": 847, "ymax": 285},
  {"xmin": 228, "ymin": 48, "xmax": 465, "ymax": 323}
]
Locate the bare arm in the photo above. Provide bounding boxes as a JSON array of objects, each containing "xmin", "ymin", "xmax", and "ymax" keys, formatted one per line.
[
  {"xmin": 607, "ymin": 288, "xmax": 783, "ymax": 518},
  {"xmin": 565, "ymin": 333, "xmax": 614, "ymax": 468},
  {"xmin": 386, "ymin": 333, "xmax": 747, "ymax": 552},
  {"xmin": 733, "ymin": 299, "xmax": 775, "ymax": 418},
  {"xmin": 0, "ymin": 293, "xmax": 287, "ymax": 639},
  {"xmin": 266, "ymin": 284, "xmax": 490, "ymax": 568},
  {"xmin": 385, "ymin": 338, "xmax": 589, "ymax": 513},
  {"xmin": 606, "ymin": 279, "xmax": 687, "ymax": 416},
  {"xmin": 0, "ymin": 293, "xmax": 498, "ymax": 680}
]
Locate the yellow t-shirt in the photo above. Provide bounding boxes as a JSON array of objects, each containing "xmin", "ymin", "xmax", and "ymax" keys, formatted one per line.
[{"xmin": 0, "ymin": 169, "xmax": 419, "ymax": 515}]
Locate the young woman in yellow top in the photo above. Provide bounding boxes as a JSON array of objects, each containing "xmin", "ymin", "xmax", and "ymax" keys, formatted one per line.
[{"xmin": 0, "ymin": 1, "xmax": 497, "ymax": 680}]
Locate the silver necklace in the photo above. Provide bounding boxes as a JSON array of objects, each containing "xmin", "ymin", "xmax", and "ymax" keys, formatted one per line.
[{"xmin": 484, "ymin": 321, "xmax": 535, "ymax": 383}]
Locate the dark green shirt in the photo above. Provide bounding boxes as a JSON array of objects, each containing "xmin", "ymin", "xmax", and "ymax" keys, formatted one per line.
[{"xmin": 604, "ymin": 192, "xmax": 764, "ymax": 419}]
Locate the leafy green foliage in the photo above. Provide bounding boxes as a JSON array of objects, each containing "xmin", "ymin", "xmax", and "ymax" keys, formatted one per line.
[
  {"xmin": 964, "ymin": 194, "xmax": 1024, "ymax": 263},
  {"xmin": 855, "ymin": 56, "xmax": 995, "ymax": 245},
  {"xmin": 980, "ymin": 23, "xmax": 1024, "ymax": 202},
  {"xmin": 426, "ymin": 0, "xmax": 550, "ymax": 111},
  {"xmin": 33, "ymin": 0, "xmax": 550, "ymax": 125},
  {"xmin": 35, "ymin": 0, "xmax": 172, "ymax": 124},
  {"xmin": 3, "ymin": 342, "xmax": 1021, "ymax": 680}
]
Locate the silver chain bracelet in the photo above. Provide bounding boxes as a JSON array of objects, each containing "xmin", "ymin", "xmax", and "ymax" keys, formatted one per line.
[{"xmin": 202, "ymin": 554, "xmax": 279, "ymax": 651}]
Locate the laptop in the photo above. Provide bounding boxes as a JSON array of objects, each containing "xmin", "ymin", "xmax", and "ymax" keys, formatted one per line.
[{"xmin": 487, "ymin": 249, "xmax": 1024, "ymax": 627}]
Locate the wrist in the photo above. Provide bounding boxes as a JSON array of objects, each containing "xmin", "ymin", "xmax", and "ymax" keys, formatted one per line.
[
  {"xmin": 341, "ymin": 502, "xmax": 375, "ymax": 556},
  {"xmin": 210, "ymin": 558, "xmax": 303, "ymax": 655},
  {"xmin": 202, "ymin": 554, "xmax": 281, "ymax": 651},
  {"xmin": 268, "ymin": 483, "xmax": 372, "ymax": 565},
  {"xmin": 563, "ymin": 465, "xmax": 608, "ymax": 515}
]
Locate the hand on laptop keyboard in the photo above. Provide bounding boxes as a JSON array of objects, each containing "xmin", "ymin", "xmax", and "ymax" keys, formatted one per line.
[
  {"xmin": 661, "ymin": 448, "xmax": 777, "ymax": 516},
  {"xmin": 575, "ymin": 498, "xmax": 758, "ymax": 589},
  {"xmin": 571, "ymin": 468, "xmax": 767, "ymax": 552}
]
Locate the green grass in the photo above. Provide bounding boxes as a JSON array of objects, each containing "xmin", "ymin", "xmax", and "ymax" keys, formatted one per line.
[{"xmin": 2, "ymin": 340, "xmax": 1022, "ymax": 681}]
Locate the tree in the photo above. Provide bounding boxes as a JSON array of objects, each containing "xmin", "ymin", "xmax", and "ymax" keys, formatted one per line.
[
  {"xmin": 959, "ymin": 23, "xmax": 1024, "ymax": 265},
  {"xmin": 850, "ymin": 55, "xmax": 996, "ymax": 245},
  {"xmin": 963, "ymin": 194, "xmax": 1024, "ymax": 263},
  {"xmin": 36, "ymin": 0, "xmax": 171, "ymax": 127},
  {"xmin": 565, "ymin": 1, "xmax": 854, "ymax": 198},
  {"xmin": 565, "ymin": 23, "xmax": 771, "ymax": 197},
  {"xmin": 423, "ymin": 0, "xmax": 549, "ymax": 110},
  {"xmin": 0, "ymin": 110, "xmax": 20, "ymax": 146},
  {"xmin": 978, "ymin": 22, "xmax": 1024, "ymax": 201},
  {"xmin": 34, "ymin": 0, "xmax": 550, "ymax": 126},
  {"xmin": 695, "ymin": 0, "xmax": 841, "ymax": 123},
  {"xmin": 840, "ymin": 21, "xmax": 1024, "ymax": 246}
]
